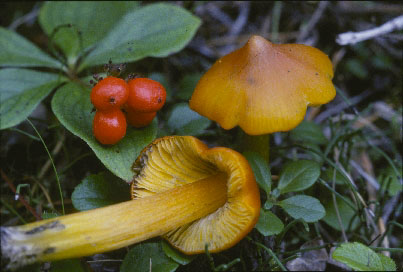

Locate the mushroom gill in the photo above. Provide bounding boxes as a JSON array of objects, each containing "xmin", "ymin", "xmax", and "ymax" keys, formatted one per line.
[{"xmin": 131, "ymin": 136, "xmax": 260, "ymax": 253}]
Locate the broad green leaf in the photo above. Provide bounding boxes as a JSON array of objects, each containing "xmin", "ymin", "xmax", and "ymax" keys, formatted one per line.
[
  {"xmin": 161, "ymin": 240, "xmax": 195, "ymax": 266},
  {"xmin": 51, "ymin": 82, "xmax": 157, "ymax": 181},
  {"xmin": 322, "ymin": 195, "xmax": 359, "ymax": 231},
  {"xmin": 278, "ymin": 160, "xmax": 320, "ymax": 194},
  {"xmin": 289, "ymin": 120, "xmax": 327, "ymax": 145},
  {"xmin": 332, "ymin": 242, "xmax": 396, "ymax": 271},
  {"xmin": 80, "ymin": 3, "xmax": 201, "ymax": 70},
  {"xmin": 121, "ymin": 242, "xmax": 179, "ymax": 272},
  {"xmin": 176, "ymin": 73, "xmax": 202, "ymax": 100},
  {"xmin": 243, "ymin": 151, "xmax": 271, "ymax": 194},
  {"xmin": 167, "ymin": 103, "xmax": 211, "ymax": 136},
  {"xmin": 0, "ymin": 27, "xmax": 61, "ymax": 68},
  {"xmin": 71, "ymin": 172, "xmax": 130, "ymax": 211},
  {"xmin": 255, "ymin": 209, "xmax": 284, "ymax": 236},
  {"xmin": 39, "ymin": 2, "xmax": 140, "ymax": 62},
  {"xmin": 278, "ymin": 195, "xmax": 325, "ymax": 222},
  {"xmin": 378, "ymin": 253, "xmax": 397, "ymax": 271},
  {"xmin": 0, "ymin": 68, "xmax": 65, "ymax": 129}
]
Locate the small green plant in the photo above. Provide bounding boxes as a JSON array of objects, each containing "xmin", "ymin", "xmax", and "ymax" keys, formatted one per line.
[{"xmin": 1, "ymin": 2, "xmax": 201, "ymax": 182}]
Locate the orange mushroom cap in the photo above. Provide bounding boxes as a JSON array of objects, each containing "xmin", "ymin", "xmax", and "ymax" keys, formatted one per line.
[
  {"xmin": 189, "ymin": 35, "xmax": 336, "ymax": 135},
  {"xmin": 131, "ymin": 136, "xmax": 260, "ymax": 253}
]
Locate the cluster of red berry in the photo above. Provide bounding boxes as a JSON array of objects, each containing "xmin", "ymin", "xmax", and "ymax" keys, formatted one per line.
[{"xmin": 90, "ymin": 77, "xmax": 166, "ymax": 145}]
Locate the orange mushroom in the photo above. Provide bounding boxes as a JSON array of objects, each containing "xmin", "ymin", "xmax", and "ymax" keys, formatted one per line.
[
  {"xmin": 190, "ymin": 35, "xmax": 336, "ymax": 135},
  {"xmin": 1, "ymin": 136, "xmax": 260, "ymax": 269}
]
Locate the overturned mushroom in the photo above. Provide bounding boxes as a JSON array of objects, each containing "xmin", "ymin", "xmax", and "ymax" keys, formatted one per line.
[{"xmin": 1, "ymin": 136, "xmax": 260, "ymax": 269}]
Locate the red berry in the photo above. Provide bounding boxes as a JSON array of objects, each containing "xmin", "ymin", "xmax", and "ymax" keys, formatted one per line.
[
  {"xmin": 93, "ymin": 109, "xmax": 127, "ymax": 145},
  {"xmin": 125, "ymin": 105, "xmax": 156, "ymax": 128},
  {"xmin": 127, "ymin": 78, "xmax": 166, "ymax": 112},
  {"xmin": 90, "ymin": 77, "xmax": 129, "ymax": 111}
]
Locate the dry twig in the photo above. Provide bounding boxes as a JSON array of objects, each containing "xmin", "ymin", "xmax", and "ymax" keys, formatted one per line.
[{"xmin": 336, "ymin": 15, "xmax": 403, "ymax": 45}]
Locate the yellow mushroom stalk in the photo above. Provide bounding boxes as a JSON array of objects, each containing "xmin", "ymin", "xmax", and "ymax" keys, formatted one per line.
[{"xmin": 1, "ymin": 136, "xmax": 260, "ymax": 269}]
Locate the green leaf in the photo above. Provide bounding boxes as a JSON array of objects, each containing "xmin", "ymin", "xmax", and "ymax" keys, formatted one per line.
[
  {"xmin": 332, "ymin": 242, "xmax": 396, "ymax": 271},
  {"xmin": 322, "ymin": 168, "xmax": 349, "ymax": 185},
  {"xmin": 278, "ymin": 160, "xmax": 321, "ymax": 194},
  {"xmin": 161, "ymin": 240, "xmax": 194, "ymax": 266},
  {"xmin": 278, "ymin": 195, "xmax": 325, "ymax": 222},
  {"xmin": 167, "ymin": 103, "xmax": 211, "ymax": 136},
  {"xmin": 71, "ymin": 172, "xmax": 130, "ymax": 211},
  {"xmin": 322, "ymin": 195, "xmax": 359, "ymax": 231},
  {"xmin": 372, "ymin": 54, "xmax": 393, "ymax": 71},
  {"xmin": 255, "ymin": 209, "xmax": 284, "ymax": 236},
  {"xmin": 50, "ymin": 259, "xmax": 87, "ymax": 272},
  {"xmin": 176, "ymin": 73, "xmax": 202, "ymax": 100},
  {"xmin": 378, "ymin": 253, "xmax": 397, "ymax": 271},
  {"xmin": 378, "ymin": 166, "xmax": 402, "ymax": 196},
  {"xmin": 39, "ymin": 2, "xmax": 140, "ymax": 62},
  {"xmin": 80, "ymin": 3, "xmax": 201, "ymax": 69},
  {"xmin": 243, "ymin": 151, "xmax": 271, "ymax": 194},
  {"xmin": 299, "ymin": 142, "xmax": 324, "ymax": 164},
  {"xmin": 51, "ymin": 82, "xmax": 157, "ymax": 181},
  {"xmin": 121, "ymin": 242, "xmax": 179, "ymax": 272},
  {"xmin": 290, "ymin": 120, "xmax": 327, "ymax": 145},
  {"xmin": 149, "ymin": 72, "xmax": 173, "ymax": 102},
  {"xmin": 264, "ymin": 200, "xmax": 274, "ymax": 210},
  {"xmin": 345, "ymin": 59, "xmax": 368, "ymax": 79},
  {"xmin": 13, "ymin": 263, "xmax": 41, "ymax": 272},
  {"xmin": 0, "ymin": 68, "xmax": 65, "ymax": 129},
  {"xmin": 0, "ymin": 27, "xmax": 61, "ymax": 68}
]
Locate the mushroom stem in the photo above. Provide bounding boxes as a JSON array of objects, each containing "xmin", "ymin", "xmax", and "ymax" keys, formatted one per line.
[
  {"xmin": 242, "ymin": 133, "xmax": 270, "ymax": 163},
  {"xmin": 1, "ymin": 173, "xmax": 227, "ymax": 269}
]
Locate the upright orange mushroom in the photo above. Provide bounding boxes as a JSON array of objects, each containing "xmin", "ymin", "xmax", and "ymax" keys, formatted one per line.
[
  {"xmin": 1, "ymin": 136, "xmax": 260, "ymax": 269},
  {"xmin": 189, "ymin": 35, "xmax": 336, "ymax": 160}
]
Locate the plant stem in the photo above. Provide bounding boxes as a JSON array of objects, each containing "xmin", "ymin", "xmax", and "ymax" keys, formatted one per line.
[
  {"xmin": 275, "ymin": 219, "xmax": 306, "ymax": 245},
  {"xmin": 254, "ymin": 241, "xmax": 287, "ymax": 271},
  {"xmin": 27, "ymin": 119, "xmax": 65, "ymax": 215},
  {"xmin": 242, "ymin": 133, "xmax": 270, "ymax": 163}
]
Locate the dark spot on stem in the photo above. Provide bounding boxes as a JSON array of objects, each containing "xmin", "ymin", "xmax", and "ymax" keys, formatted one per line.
[
  {"xmin": 24, "ymin": 221, "xmax": 65, "ymax": 235},
  {"xmin": 43, "ymin": 247, "xmax": 56, "ymax": 254}
]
